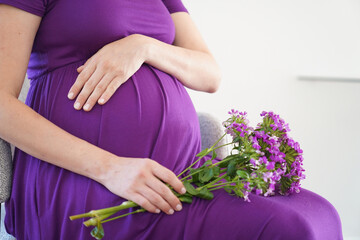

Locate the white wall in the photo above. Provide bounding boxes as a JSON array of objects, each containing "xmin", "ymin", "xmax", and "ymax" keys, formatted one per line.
[{"xmin": 183, "ymin": 0, "xmax": 360, "ymax": 239}]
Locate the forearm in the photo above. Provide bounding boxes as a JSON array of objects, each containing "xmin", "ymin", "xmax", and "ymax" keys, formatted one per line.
[
  {"xmin": 143, "ymin": 35, "xmax": 221, "ymax": 93},
  {"xmin": 0, "ymin": 92, "xmax": 114, "ymax": 183}
]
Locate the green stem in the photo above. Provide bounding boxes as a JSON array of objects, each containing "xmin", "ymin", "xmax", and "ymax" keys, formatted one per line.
[
  {"xmin": 180, "ymin": 168, "xmax": 202, "ymax": 181},
  {"xmin": 69, "ymin": 212, "xmax": 94, "ymax": 220},
  {"xmin": 212, "ymin": 142, "xmax": 233, "ymax": 151},
  {"xmin": 177, "ymin": 153, "xmax": 208, "ymax": 178},
  {"xmin": 208, "ymin": 186, "xmax": 226, "ymax": 191},
  {"xmin": 207, "ymin": 180, "xmax": 238, "ymax": 189},
  {"xmin": 210, "ymin": 133, "xmax": 227, "ymax": 150},
  {"xmin": 83, "ymin": 212, "xmax": 115, "ymax": 227},
  {"xmin": 101, "ymin": 208, "xmax": 146, "ymax": 224},
  {"xmin": 198, "ymin": 174, "xmax": 227, "ymax": 190},
  {"xmin": 177, "ymin": 133, "xmax": 226, "ymax": 178},
  {"xmin": 180, "ymin": 166, "xmax": 227, "ymax": 182},
  {"xmin": 70, "ymin": 201, "xmax": 138, "ymax": 221},
  {"xmin": 211, "ymin": 154, "xmax": 238, "ymax": 167}
]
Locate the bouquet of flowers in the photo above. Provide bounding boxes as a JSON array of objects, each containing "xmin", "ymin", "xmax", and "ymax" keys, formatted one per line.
[{"xmin": 70, "ymin": 110, "xmax": 305, "ymax": 239}]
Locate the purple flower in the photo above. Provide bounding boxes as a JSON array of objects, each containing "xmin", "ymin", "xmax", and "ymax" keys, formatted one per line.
[
  {"xmin": 294, "ymin": 142, "xmax": 303, "ymax": 154},
  {"xmin": 263, "ymin": 172, "xmax": 273, "ymax": 182},
  {"xmin": 250, "ymin": 172, "xmax": 257, "ymax": 178},
  {"xmin": 243, "ymin": 191, "xmax": 251, "ymax": 202},
  {"xmin": 259, "ymin": 156, "xmax": 268, "ymax": 164},
  {"xmin": 255, "ymin": 188, "xmax": 263, "ymax": 195},
  {"xmin": 252, "ymin": 143, "xmax": 261, "ymax": 150},
  {"xmin": 289, "ymin": 181, "xmax": 301, "ymax": 194},
  {"xmin": 223, "ymin": 109, "xmax": 305, "ymax": 199},
  {"xmin": 268, "ymin": 146, "xmax": 280, "ymax": 155},
  {"xmin": 264, "ymin": 187, "xmax": 275, "ymax": 197},
  {"xmin": 250, "ymin": 158, "xmax": 259, "ymax": 167},
  {"xmin": 272, "ymin": 168, "xmax": 284, "ymax": 181},
  {"xmin": 243, "ymin": 181, "xmax": 251, "ymax": 191},
  {"xmin": 260, "ymin": 111, "xmax": 268, "ymax": 117},
  {"xmin": 228, "ymin": 109, "xmax": 239, "ymax": 116},
  {"xmin": 266, "ymin": 161, "xmax": 275, "ymax": 170}
]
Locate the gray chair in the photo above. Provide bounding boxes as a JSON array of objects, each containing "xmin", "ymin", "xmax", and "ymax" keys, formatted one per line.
[{"xmin": 0, "ymin": 77, "xmax": 228, "ymax": 239}]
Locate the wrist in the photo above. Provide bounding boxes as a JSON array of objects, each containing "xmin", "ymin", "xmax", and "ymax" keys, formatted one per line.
[
  {"xmin": 134, "ymin": 34, "xmax": 156, "ymax": 64},
  {"xmin": 88, "ymin": 150, "xmax": 120, "ymax": 185}
]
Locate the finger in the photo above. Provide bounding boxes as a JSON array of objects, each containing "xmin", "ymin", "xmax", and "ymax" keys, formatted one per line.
[
  {"xmin": 140, "ymin": 185, "xmax": 174, "ymax": 215},
  {"xmin": 152, "ymin": 165, "xmax": 186, "ymax": 196},
  {"xmin": 74, "ymin": 68, "xmax": 104, "ymax": 110},
  {"xmin": 77, "ymin": 65, "xmax": 85, "ymax": 73},
  {"xmin": 82, "ymin": 58, "xmax": 92, "ymax": 68},
  {"xmin": 77, "ymin": 57, "xmax": 92, "ymax": 73},
  {"xmin": 83, "ymin": 73, "xmax": 114, "ymax": 111},
  {"xmin": 129, "ymin": 193, "xmax": 160, "ymax": 214},
  {"xmin": 147, "ymin": 176, "xmax": 182, "ymax": 212},
  {"xmin": 98, "ymin": 77, "xmax": 124, "ymax": 105},
  {"xmin": 68, "ymin": 64, "xmax": 96, "ymax": 100}
]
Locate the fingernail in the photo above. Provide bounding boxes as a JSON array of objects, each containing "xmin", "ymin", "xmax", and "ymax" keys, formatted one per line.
[
  {"xmin": 176, "ymin": 204, "xmax": 182, "ymax": 211},
  {"xmin": 155, "ymin": 209, "xmax": 160, "ymax": 214},
  {"xmin": 168, "ymin": 209, "xmax": 174, "ymax": 215},
  {"xmin": 181, "ymin": 188, "xmax": 186, "ymax": 194},
  {"xmin": 99, "ymin": 98, "xmax": 105, "ymax": 104},
  {"xmin": 74, "ymin": 102, "xmax": 81, "ymax": 110},
  {"xmin": 83, "ymin": 104, "xmax": 90, "ymax": 111},
  {"xmin": 68, "ymin": 92, "xmax": 74, "ymax": 99}
]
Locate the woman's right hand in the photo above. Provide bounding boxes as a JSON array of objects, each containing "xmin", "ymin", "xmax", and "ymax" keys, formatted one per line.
[{"xmin": 99, "ymin": 157, "xmax": 186, "ymax": 215}]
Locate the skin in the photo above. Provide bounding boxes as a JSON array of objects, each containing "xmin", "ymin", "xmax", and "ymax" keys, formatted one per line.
[
  {"xmin": 68, "ymin": 13, "xmax": 221, "ymax": 111},
  {"xmin": 0, "ymin": 4, "xmax": 221, "ymax": 215}
]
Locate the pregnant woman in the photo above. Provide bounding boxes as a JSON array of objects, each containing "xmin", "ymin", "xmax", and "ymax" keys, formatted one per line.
[{"xmin": 0, "ymin": 0, "xmax": 342, "ymax": 239}]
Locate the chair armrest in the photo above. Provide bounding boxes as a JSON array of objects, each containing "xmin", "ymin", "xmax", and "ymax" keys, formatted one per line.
[
  {"xmin": 0, "ymin": 139, "xmax": 12, "ymax": 204},
  {"xmin": 197, "ymin": 112, "xmax": 230, "ymax": 160}
]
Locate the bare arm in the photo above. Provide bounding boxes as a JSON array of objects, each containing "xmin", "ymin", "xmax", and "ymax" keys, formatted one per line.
[
  {"xmin": 0, "ymin": 4, "xmax": 185, "ymax": 215},
  {"xmin": 69, "ymin": 12, "xmax": 221, "ymax": 111},
  {"xmin": 145, "ymin": 12, "xmax": 222, "ymax": 93},
  {"xmin": 0, "ymin": 4, "xmax": 112, "ymax": 183}
]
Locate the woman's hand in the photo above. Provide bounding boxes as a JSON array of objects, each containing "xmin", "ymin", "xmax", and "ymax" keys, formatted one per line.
[
  {"xmin": 99, "ymin": 156, "xmax": 186, "ymax": 215},
  {"xmin": 67, "ymin": 34, "xmax": 149, "ymax": 111}
]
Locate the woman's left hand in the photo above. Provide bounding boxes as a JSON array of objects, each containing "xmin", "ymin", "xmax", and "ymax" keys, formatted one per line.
[{"xmin": 67, "ymin": 34, "xmax": 148, "ymax": 111}]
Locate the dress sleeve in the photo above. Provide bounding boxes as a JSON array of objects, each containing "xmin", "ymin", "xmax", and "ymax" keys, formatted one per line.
[
  {"xmin": 0, "ymin": 0, "xmax": 47, "ymax": 17},
  {"xmin": 162, "ymin": 0, "xmax": 189, "ymax": 14}
]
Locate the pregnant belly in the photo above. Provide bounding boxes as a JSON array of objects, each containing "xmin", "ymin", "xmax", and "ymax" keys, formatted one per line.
[{"xmin": 26, "ymin": 61, "xmax": 201, "ymax": 172}]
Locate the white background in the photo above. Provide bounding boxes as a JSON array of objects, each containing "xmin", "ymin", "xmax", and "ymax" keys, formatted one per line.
[{"xmin": 183, "ymin": 0, "xmax": 360, "ymax": 239}]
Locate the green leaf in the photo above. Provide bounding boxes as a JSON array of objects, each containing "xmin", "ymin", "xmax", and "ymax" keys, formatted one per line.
[
  {"xmin": 189, "ymin": 168, "xmax": 201, "ymax": 183},
  {"xmin": 194, "ymin": 182, "xmax": 205, "ymax": 187},
  {"xmin": 233, "ymin": 136, "xmax": 241, "ymax": 143},
  {"xmin": 199, "ymin": 168, "xmax": 214, "ymax": 183},
  {"xmin": 196, "ymin": 188, "xmax": 214, "ymax": 200},
  {"xmin": 227, "ymin": 161, "xmax": 237, "ymax": 178},
  {"xmin": 90, "ymin": 222, "xmax": 104, "ymax": 240},
  {"xmin": 218, "ymin": 155, "xmax": 237, "ymax": 168},
  {"xmin": 236, "ymin": 170, "xmax": 249, "ymax": 179},
  {"xmin": 224, "ymin": 186, "xmax": 233, "ymax": 194},
  {"xmin": 178, "ymin": 194, "xmax": 193, "ymax": 204},
  {"xmin": 233, "ymin": 187, "xmax": 244, "ymax": 197},
  {"xmin": 285, "ymin": 155, "xmax": 295, "ymax": 165},
  {"xmin": 204, "ymin": 159, "xmax": 213, "ymax": 166},
  {"xmin": 182, "ymin": 180, "xmax": 198, "ymax": 196},
  {"xmin": 212, "ymin": 166, "xmax": 220, "ymax": 177},
  {"xmin": 218, "ymin": 160, "xmax": 230, "ymax": 168},
  {"xmin": 211, "ymin": 150, "xmax": 217, "ymax": 160},
  {"xmin": 196, "ymin": 148, "xmax": 209, "ymax": 157},
  {"xmin": 280, "ymin": 176, "xmax": 292, "ymax": 193}
]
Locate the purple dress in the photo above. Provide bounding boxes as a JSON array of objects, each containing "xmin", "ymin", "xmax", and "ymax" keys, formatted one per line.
[{"xmin": 1, "ymin": 0, "xmax": 342, "ymax": 239}]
